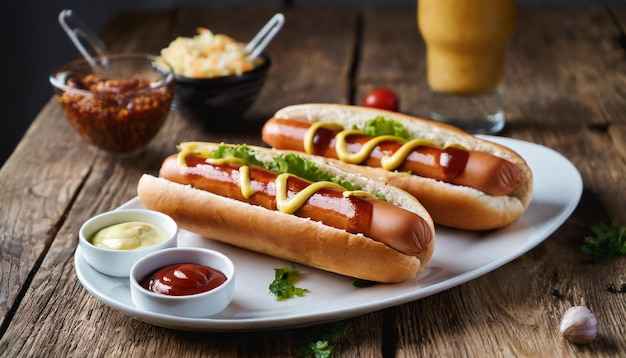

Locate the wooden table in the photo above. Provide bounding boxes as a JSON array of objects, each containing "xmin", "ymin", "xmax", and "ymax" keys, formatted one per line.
[{"xmin": 1, "ymin": 4, "xmax": 625, "ymax": 357}]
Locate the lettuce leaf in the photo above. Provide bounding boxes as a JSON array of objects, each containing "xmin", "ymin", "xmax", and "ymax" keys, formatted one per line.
[
  {"xmin": 210, "ymin": 144, "xmax": 358, "ymax": 191},
  {"xmin": 266, "ymin": 153, "xmax": 359, "ymax": 191},
  {"xmin": 356, "ymin": 116, "xmax": 411, "ymax": 140},
  {"xmin": 210, "ymin": 143, "xmax": 265, "ymax": 167}
]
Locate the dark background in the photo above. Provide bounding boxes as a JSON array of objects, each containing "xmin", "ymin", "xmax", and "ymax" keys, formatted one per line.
[{"xmin": 0, "ymin": 0, "xmax": 614, "ymax": 166}]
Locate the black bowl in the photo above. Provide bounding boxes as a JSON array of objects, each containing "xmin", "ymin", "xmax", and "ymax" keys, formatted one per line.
[{"xmin": 172, "ymin": 54, "xmax": 271, "ymax": 131}]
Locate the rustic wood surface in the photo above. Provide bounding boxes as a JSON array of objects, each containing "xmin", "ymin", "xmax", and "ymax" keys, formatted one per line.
[{"xmin": 1, "ymin": 4, "xmax": 625, "ymax": 357}]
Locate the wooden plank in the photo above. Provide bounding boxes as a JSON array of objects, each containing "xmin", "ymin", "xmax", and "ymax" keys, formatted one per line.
[
  {"xmin": 0, "ymin": 6, "xmax": 382, "ymax": 357},
  {"xmin": 503, "ymin": 4, "xmax": 626, "ymax": 224},
  {"xmin": 512, "ymin": 6, "xmax": 626, "ymax": 220},
  {"xmin": 358, "ymin": 8, "xmax": 430, "ymax": 117},
  {"xmin": 0, "ymin": 99, "xmax": 101, "ymax": 324},
  {"xmin": 2, "ymin": 4, "xmax": 625, "ymax": 357},
  {"xmin": 250, "ymin": 6, "xmax": 359, "ymax": 112},
  {"xmin": 101, "ymin": 9, "xmax": 177, "ymax": 54},
  {"xmin": 390, "ymin": 5, "xmax": 626, "ymax": 357}
]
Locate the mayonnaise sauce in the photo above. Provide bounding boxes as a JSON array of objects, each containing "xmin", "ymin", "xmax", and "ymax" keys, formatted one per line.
[{"xmin": 90, "ymin": 222, "xmax": 169, "ymax": 250}]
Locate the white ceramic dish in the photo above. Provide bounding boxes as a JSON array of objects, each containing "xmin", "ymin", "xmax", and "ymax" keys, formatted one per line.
[
  {"xmin": 74, "ymin": 136, "xmax": 583, "ymax": 331},
  {"xmin": 130, "ymin": 247, "xmax": 235, "ymax": 318},
  {"xmin": 79, "ymin": 209, "xmax": 178, "ymax": 277}
]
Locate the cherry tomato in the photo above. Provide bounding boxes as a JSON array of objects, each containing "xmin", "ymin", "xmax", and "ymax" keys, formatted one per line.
[{"xmin": 361, "ymin": 87, "xmax": 399, "ymax": 112}]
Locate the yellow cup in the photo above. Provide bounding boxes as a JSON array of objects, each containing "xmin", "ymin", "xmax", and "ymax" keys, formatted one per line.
[{"xmin": 418, "ymin": 0, "xmax": 517, "ymax": 133}]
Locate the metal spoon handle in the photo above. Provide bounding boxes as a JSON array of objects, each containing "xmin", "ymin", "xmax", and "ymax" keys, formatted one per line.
[
  {"xmin": 59, "ymin": 9, "xmax": 109, "ymax": 70},
  {"xmin": 244, "ymin": 13, "xmax": 285, "ymax": 61}
]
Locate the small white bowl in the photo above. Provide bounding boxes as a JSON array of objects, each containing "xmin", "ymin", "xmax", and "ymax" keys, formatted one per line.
[
  {"xmin": 79, "ymin": 209, "xmax": 178, "ymax": 277},
  {"xmin": 129, "ymin": 247, "xmax": 235, "ymax": 318}
]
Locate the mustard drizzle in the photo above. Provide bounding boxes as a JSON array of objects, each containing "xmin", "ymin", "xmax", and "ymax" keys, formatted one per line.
[
  {"xmin": 238, "ymin": 166, "xmax": 256, "ymax": 199},
  {"xmin": 304, "ymin": 121, "xmax": 463, "ymax": 171},
  {"xmin": 275, "ymin": 173, "xmax": 345, "ymax": 214},
  {"xmin": 304, "ymin": 122, "xmax": 344, "ymax": 154},
  {"xmin": 177, "ymin": 145, "xmax": 374, "ymax": 215}
]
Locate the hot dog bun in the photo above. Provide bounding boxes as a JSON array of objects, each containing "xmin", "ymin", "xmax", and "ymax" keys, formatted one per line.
[
  {"xmin": 267, "ymin": 103, "xmax": 533, "ymax": 230},
  {"xmin": 137, "ymin": 142, "xmax": 435, "ymax": 283}
]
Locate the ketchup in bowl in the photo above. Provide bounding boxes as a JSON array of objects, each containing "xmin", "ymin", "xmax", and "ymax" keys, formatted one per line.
[
  {"xmin": 141, "ymin": 263, "xmax": 227, "ymax": 296},
  {"xmin": 129, "ymin": 247, "xmax": 235, "ymax": 317}
]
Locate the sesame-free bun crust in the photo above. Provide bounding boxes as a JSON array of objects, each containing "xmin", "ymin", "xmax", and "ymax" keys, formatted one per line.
[
  {"xmin": 273, "ymin": 104, "xmax": 533, "ymax": 230},
  {"xmin": 137, "ymin": 143, "xmax": 436, "ymax": 283}
]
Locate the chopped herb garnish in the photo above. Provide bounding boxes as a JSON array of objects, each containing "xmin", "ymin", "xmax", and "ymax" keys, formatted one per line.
[
  {"xmin": 356, "ymin": 116, "xmax": 411, "ymax": 140},
  {"xmin": 580, "ymin": 221, "xmax": 626, "ymax": 262},
  {"xmin": 269, "ymin": 264, "xmax": 310, "ymax": 300},
  {"xmin": 606, "ymin": 282, "xmax": 626, "ymax": 294},
  {"xmin": 297, "ymin": 340, "xmax": 333, "ymax": 358},
  {"xmin": 296, "ymin": 328, "xmax": 346, "ymax": 358}
]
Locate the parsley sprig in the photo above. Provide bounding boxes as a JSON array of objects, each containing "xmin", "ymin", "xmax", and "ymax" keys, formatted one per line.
[
  {"xmin": 269, "ymin": 265, "xmax": 310, "ymax": 300},
  {"xmin": 580, "ymin": 221, "xmax": 626, "ymax": 262},
  {"xmin": 296, "ymin": 328, "xmax": 346, "ymax": 358}
]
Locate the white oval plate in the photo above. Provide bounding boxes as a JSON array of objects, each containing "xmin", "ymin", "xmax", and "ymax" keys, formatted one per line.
[{"xmin": 75, "ymin": 136, "xmax": 583, "ymax": 331}]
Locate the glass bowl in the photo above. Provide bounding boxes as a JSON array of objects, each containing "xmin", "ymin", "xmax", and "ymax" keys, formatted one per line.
[{"xmin": 49, "ymin": 53, "xmax": 175, "ymax": 156}]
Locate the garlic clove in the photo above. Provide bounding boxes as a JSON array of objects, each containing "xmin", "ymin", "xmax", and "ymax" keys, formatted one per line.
[{"xmin": 559, "ymin": 306, "xmax": 598, "ymax": 344}]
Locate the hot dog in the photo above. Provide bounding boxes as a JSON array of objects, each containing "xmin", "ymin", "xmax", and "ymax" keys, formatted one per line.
[
  {"xmin": 137, "ymin": 142, "xmax": 435, "ymax": 283},
  {"xmin": 261, "ymin": 104, "xmax": 533, "ymax": 230}
]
